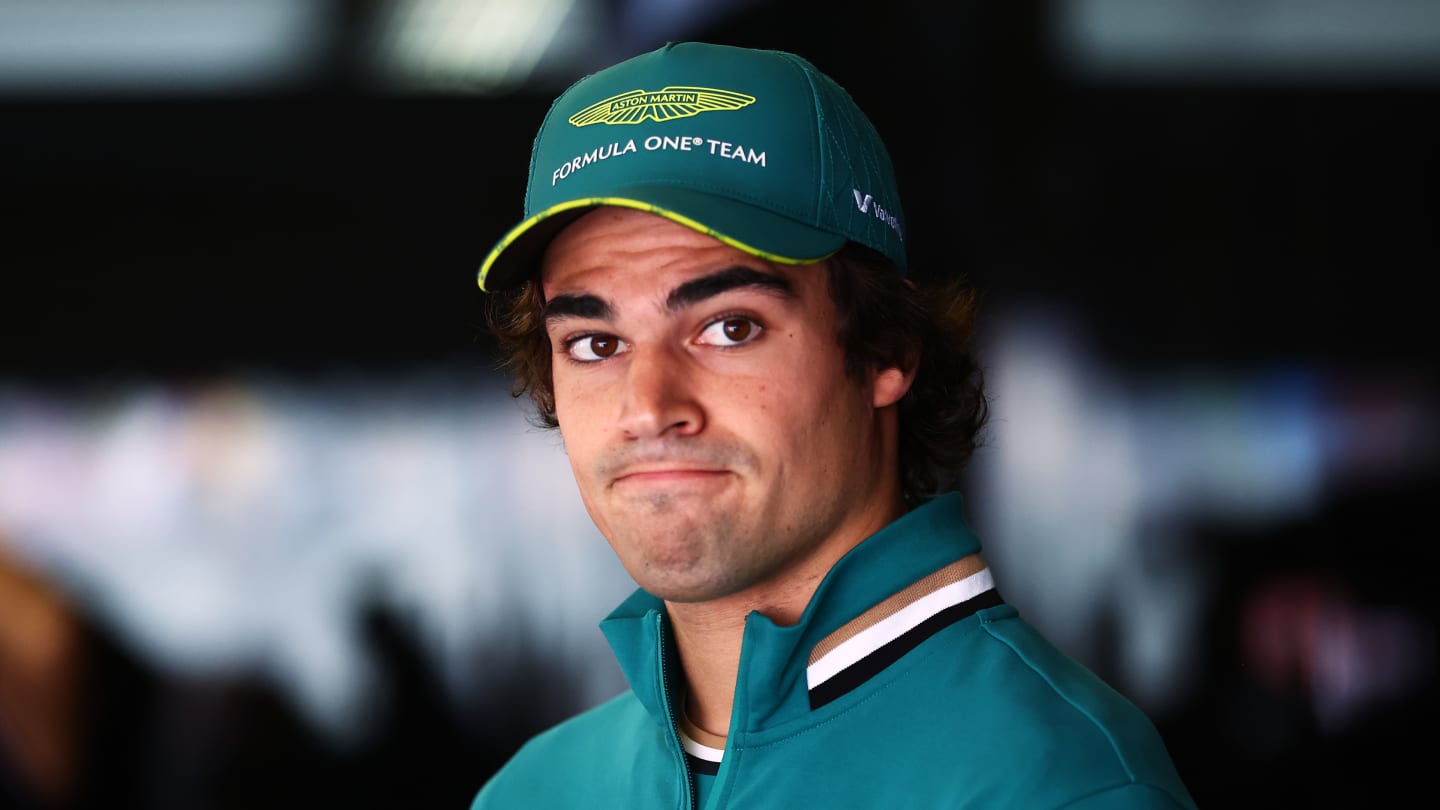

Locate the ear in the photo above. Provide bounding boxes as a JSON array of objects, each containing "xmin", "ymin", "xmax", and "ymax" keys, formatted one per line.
[{"xmin": 871, "ymin": 362, "xmax": 916, "ymax": 409}]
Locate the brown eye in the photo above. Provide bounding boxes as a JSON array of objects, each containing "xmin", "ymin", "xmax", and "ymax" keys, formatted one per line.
[
  {"xmin": 567, "ymin": 334, "xmax": 628, "ymax": 362},
  {"xmin": 591, "ymin": 336, "xmax": 618, "ymax": 357},
  {"xmin": 722, "ymin": 319, "xmax": 752, "ymax": 342},
  {"xmin": 698, "ymin": 317, "xmax": 763, "ymax": 346}
]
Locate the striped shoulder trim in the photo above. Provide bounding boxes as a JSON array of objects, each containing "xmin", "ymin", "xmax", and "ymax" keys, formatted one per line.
[{"xmin": 807, "ymin": 554, "xmax": 1001, "ymax": 709}]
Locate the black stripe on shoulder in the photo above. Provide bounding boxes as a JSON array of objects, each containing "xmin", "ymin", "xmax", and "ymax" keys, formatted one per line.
[{"xmin": 809, "ymin": 589, "xmax": 1003, "ymax": 710}]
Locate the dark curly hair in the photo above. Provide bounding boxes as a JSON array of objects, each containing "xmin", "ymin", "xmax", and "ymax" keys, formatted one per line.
[{"xmin": 482, "ymin": 242, "xmax": 989, "ymax": 506}]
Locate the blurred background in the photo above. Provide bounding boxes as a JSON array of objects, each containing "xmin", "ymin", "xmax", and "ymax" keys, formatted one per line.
[{"xmin": 1, "ymin": 0, "xmax": 1436, "ymax": 807}]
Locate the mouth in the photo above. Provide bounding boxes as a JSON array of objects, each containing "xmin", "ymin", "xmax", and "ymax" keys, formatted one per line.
[{"xmin": 611, "ymin": 468, "xmax": 731, "ymax": 488}]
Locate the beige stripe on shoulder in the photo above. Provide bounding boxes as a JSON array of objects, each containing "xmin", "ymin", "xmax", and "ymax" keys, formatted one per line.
[{"xmin": 808, "ymin": 554, "xmax": 988, "ymax": 666}]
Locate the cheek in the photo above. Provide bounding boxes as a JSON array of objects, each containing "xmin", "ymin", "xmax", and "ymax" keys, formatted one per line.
[
  {"xmin": 552, "ymin": 386, "xmax": 602, "ymax": 467},
  {"xmin": 551, "ymin": 366, "xmax": 598, "ymax": 423},
  {"xmin": 729, "ymin": 370, "xmax": 838, "ymax": 447}
]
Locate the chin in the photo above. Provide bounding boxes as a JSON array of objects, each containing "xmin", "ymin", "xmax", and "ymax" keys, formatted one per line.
[
  {"xmin": 626, "ymin": 554, "xmax": 738, "ymax": 603},
  {"xmin": 639, "ymin": 578, "xmax": 737, "ymax": 604}
]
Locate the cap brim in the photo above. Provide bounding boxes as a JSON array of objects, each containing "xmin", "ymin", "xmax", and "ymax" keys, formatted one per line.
[{"xmin": 477, "ymin": 186, "xmax": 847, "ymax": 291}]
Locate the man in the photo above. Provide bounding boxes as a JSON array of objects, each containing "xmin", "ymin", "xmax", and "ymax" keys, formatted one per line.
[{"xmin": 471, "ymin": 41, "xmax": 1197, "ymax": 809}]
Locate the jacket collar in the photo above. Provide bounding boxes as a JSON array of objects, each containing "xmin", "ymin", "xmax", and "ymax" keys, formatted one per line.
[{"xmin": 599, "ymin": 492, "xmax": 984, "ymax": 732}]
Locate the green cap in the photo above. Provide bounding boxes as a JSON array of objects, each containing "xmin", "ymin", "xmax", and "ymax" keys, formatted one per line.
[{"xmin": 477, "ymin": 41, "xmax": 907, "ymax": 291}]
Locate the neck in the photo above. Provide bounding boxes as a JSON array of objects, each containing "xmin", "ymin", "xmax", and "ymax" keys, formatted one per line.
[
  {"xmin": 667, "ymin": 600, "xmax": 742, "ymax": 737},
  {"xmin": 664, "ymin": 488, "xmax": 906, "ymax": 737}
]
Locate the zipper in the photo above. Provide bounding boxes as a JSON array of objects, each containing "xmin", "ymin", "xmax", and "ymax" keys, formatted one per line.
[{"xmin": 656, "ymin": 610, "xmax": 697, "ymax": 810}]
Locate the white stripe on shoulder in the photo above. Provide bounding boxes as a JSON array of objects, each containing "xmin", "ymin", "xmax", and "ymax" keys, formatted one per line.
[{"xmin": 806, "ymin": 567, "xmax": 995, "ymax": 690}]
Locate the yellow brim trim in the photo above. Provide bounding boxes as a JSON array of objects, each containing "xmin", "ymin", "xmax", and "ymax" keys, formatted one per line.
[{"xmin": 476, "ymin": 197, "xmax": 838, "ymax": 291}]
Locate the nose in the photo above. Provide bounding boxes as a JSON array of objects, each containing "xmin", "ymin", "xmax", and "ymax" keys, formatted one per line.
[{"xmin": 616, "ymin": 345, "xmax": 704, "ymax": 439}]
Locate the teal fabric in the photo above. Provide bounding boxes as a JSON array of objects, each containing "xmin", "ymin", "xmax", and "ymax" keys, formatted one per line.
[
  {"xmin": 692, "ymin": 770, "xmax": 716, "ymax": 807},
  {"xmin": 471, "ymin": 493, "xmax": 1198, "ymax": 809},
  {"xmin": 477, "ymin": 41, "xmax": 908, "ymax": 291}
]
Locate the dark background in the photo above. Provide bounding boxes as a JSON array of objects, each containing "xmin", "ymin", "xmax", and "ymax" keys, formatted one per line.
[
  {"xmin": 2, "ymin": 1, "xmax": 1436, "ymax": 807},
  {"xmin": 7, "ymin": 1, "xmax": 1432, "ymax": 381}
]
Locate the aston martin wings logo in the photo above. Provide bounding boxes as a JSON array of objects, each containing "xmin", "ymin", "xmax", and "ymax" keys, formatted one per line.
[{"xmin": 568, "ymin": 86, "xmax": 756, "ymax": 126}]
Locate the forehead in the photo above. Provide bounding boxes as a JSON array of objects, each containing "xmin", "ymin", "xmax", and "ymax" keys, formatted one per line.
[{"xmin": 539, "ymin": 207, "xmax": 821, "ymax": 302}]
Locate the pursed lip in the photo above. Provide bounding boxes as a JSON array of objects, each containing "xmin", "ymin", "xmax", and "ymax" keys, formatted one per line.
[{"xmin": 610, "ymin": 466, "xmax": 732, "ymax": 487}]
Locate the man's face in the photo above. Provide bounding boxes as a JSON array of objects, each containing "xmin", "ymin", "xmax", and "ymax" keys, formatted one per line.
[{"xmin": 540, "ymin": 207, "xmax": 908, "ymax": 608}]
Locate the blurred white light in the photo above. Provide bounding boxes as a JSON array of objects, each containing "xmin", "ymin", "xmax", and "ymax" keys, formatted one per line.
[
  {"xmin": 1057, "ymin": 0, "xmax": 1440, "ymax": 82},
  {"xmin": 972, "ymin": 306, "xmax": 1343, "ymax": 713},
  {"xmin": 0, "ymin": 0, "xmax": 332, "ymax": 95},
  {"xmin": 0, "ymin": 370, "xmax": 633, "ymax": 744},
  {"xmin": 367, "ymin": 0, "xmax": 583, "ymax": 93}
]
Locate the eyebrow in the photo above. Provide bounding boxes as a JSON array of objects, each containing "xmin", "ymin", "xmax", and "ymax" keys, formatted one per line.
[
  {"xmin": 543, "ymin": 265, "xmax": 794, "ymax": 326},
  {"xmin": 665, "ymin": 266, "xmax": 794, "ymax": 312},
  {"xmin": 543, "ymin": 293, "xmax": 611, "ymax": 325}
]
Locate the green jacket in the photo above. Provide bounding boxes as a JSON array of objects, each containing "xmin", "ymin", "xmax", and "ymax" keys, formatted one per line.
[{"xmin": 471, "ymin": 494, "xmax": 1197, "ymax": 809}]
